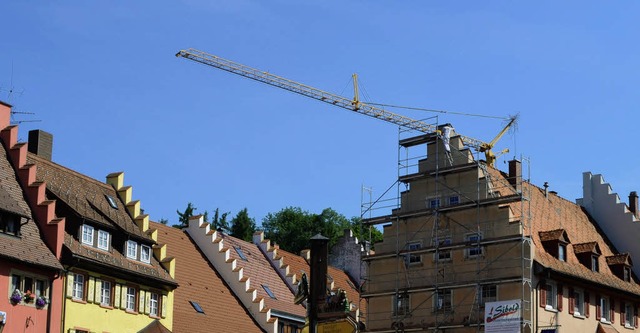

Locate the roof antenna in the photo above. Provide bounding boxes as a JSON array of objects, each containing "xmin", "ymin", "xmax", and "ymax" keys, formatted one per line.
[{"xmin": 1, "ymin": 62, "xmax": 42, "ymax": 126}]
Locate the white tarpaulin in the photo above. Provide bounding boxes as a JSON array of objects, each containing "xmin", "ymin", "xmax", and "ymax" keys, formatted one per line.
[
  {"xmin": 441, "ymin": 126, "xmax": 453, "ymax": 153},
  {"xmin": 484, "ymin": 299, "xmax": 521, "ymax": 333}
]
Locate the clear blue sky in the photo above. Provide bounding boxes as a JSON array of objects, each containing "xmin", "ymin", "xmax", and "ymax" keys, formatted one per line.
[{"xmin": 1, "ymin": 2, "xmax": 639, "ymax": 226}]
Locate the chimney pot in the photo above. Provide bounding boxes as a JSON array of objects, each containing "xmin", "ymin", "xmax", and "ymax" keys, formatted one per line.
[{"xmin": 629, "ymin": 191, "xmax": 639, "ymax": 219}]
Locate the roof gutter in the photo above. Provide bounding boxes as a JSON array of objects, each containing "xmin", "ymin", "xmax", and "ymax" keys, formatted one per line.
[{"xmin": 270, "ymin": 309, "xmax": 305, "ymax": 323}]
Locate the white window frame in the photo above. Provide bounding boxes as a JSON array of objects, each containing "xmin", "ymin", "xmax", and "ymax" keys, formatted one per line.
[
  {"xmin": 81, "ymin": 225, "xmax": 94, "ymax": 246},
  {"xmin": 480, "ymin": 284, "xmax": 497, "ymax": 306},
  {"xmin": 126, "ymin": 287, "xmax": 136, "ymax": 311},
  {"xmin": 599, "ymin": 296, "xmax": 610, "ymax": 322},
  {"xmin": 625, "ymin": 302, "xmax": 634, "ymax": 328},
  {"xmin": 465, "ymin": 233, "xmax": 483, "ymax": 258},
  {"xmin": 558, "ymin": 244, "xmax": 566, "ymax": 262},
  {"xmin": 573, "ymin": 289, "xmax": 584, "ymax": 316},
  {"xmin": 149, "ymin": 293, "xmax": 159, "ymax": 317},
  {"xmin": 592, "ymin": 255, "xmax": 599, "ymax": 272},
  {"xmin": 100, "ymin": 280, "xmax": 111, "ymax": 306},
  {"xmin": 97, "ymin": 230, "xmax": 110, "ymax": 250},
  {"xmin": 72, "ymin": 273, "xmax": 85, "ymax": 300},
  {"xmin": 140, "ymin": 245, "xmax": 151, "ymax": 263},
  {"xmin": 436, "ymin": 237, "xmax": 452, "ymax": 262},
  {"xmin": 435, "ymin": 289, "xmax": 452, "ymax": 312},
  {"xmin": 393, "ymin": 293, "xmax": 410, "ymax": 316},
  {"xmin": 126, "ymin": 240, "xmax": 138, "ymax": 259},
  {"xmin": 544, "ymin": 282, "xmax": 557, "ymax": 310},
  {"xmin": 408, "ymin": 242, "xmax": 422, "ymax": 264}
]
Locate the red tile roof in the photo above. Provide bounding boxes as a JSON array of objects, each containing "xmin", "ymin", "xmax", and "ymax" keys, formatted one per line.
[
  {"xmin": 152, "ymin": 222, "xmax": 264, "ymax": 333},
  {"xmin": 0, "ymin": 143, "xmax": 61, "ymax": 270}
]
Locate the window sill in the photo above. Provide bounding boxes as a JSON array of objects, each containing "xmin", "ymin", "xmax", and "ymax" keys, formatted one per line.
[
  {"xmin": 125, "ymin": 309, "xmax": 138, "ymax": 315},
  {"xmin": 599, "ymin": 319, "xmax": 612, "ymax": 324},
  {"xmin": 71, "ymin": 298, "xmax": 87, "ymax": 304},
  {"xmin": 624, "ymin": 324, "xmax": 635, "ymax": 330},
  {"xmin": 572, "ymin": 313, "xmax": 585, "ymax": 319},
  {"xmin": 99, "ymin": 304, "xmax": 114, "ymax": 310},
  {"xmin": 544, "ymin": 305, "xmax": 557, "ymax": 313}
]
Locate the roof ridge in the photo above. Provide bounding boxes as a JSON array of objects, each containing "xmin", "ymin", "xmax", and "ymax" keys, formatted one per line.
[{"xmin": 28, "ymin": 152, "xmax": 115, "ymax": 191}]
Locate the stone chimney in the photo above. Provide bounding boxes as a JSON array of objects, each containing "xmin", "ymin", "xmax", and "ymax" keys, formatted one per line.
[
  {"xmin": 629, "ymin": 191, "xmax": 639, "ymax": 219},
  {"xmin": 28, "ymin": 130, "xmax": 53, "ymax": 160},
  {"xmin": 508, "ymin": 160, "xmax": 522, "ymax": 193}
]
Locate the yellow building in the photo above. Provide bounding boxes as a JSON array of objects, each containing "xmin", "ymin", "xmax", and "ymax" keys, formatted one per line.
[
  {"xmin": 26, "ymin": 133, "xmax": 177, "ymax": 333},
  {"xmin": 363, "ymin": 125, "xmax": 640, "ymax": 333}
]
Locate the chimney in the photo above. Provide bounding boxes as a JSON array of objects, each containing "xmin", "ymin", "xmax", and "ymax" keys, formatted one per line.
[
  {"xmin": 28, "ymin": 130, "xmax": 53, "ymax": 160},
  {"xmin": 543, "ymin": 182, "xmax": 549, "ymax": 198},
  {"xmin": 630, "ymin": 191, "xmax": 639, "ymax": 218},
  {"xmin": 508, "ymin": 160, "xmax": 522, "ymax": 193}
]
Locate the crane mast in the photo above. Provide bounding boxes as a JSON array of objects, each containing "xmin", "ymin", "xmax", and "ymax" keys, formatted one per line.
[{"xmin": 176, "ymin": 48, "xmax": 509, "ymax": 164}]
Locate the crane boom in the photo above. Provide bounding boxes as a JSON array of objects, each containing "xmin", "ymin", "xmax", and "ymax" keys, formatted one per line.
[{"xmin": 176, "ymin": 48, "xmax": 498, "ymax": 160}]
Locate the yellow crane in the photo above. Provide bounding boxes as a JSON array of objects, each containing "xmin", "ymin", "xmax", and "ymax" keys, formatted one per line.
[{"xmin": 176, "ymin": 48, "xmax": 515, "ymax": 167}]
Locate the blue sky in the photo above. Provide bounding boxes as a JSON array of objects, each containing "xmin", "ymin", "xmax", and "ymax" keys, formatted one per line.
[{"xmin": 1, "ymin": 2, "xmax": 639, "ymax": 225}]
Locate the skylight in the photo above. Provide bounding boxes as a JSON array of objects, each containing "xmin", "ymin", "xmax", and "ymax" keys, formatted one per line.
[
  {"xmin": 262, "ymin": 284, "xmax": 277, "ymax": 299},
  {"xmin": 105, "ymin": 195, "xmax": 118, "ymax": 209},
  {"xmin": 234, "ymin": 246, "xmax": 248, "ymax": 261},
  {"xmin": 189, "ymin": 300, "xmax": 205, "ymax": 314}
]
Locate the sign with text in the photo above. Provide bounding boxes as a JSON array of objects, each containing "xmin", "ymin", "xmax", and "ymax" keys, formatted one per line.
[{"xmin": 484, "ymin": 299, "xmax": 521, "ymax": 333}]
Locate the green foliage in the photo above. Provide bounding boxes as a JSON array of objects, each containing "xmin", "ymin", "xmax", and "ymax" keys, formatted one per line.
[
  {"xmin": 262, "ymin": 207, "xmax": 357, "ymax": 254},
  {"xmin": 230, "ymin": 208, "xmax": 256, "ymax": 242},
  {"xmin": 211, "ymin": 208, "xmax": 230, "ymax": 233},
  {"xmin": 174, "ymin": 202, "xmax": 196, "ymax": 228},
  {"xmin": 349, "ymin": 217, "xmax": 383, "ymax": 249},
  {"xmin": 158, "ymin": 218, "xmax": 169, "ymax": 225}
]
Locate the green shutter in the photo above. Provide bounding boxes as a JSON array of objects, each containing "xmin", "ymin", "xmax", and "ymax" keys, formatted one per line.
[
  {"xmin": 87, "ymin": 277, "xmax": 95, "ymax": 303},
  {"xmin": 66, "ymin": 273, "xmax": 74, "ymax": 298}
]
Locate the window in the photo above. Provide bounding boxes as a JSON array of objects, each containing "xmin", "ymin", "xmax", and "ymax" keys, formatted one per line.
[
  {"xmin": 9, "ymin": 272, "xmax": 49, "ymax": 304},
  {"xmin": 140, "ymin": 245, "xmax": 151, "ymax": 264},
  {"xmin": 149, "ymin": 293, "xmax": 159, "ymax": 317},
  {"xmin": 625, "ymin": 302, "xmax": 635, "ymax": 327},
  {"xmin": 544, "ymin": 283, "xmax": 557, "ymax": 310},
  {"xmin": 97, "ymin": 230, "xmax": 110, "ymax": 250},
  {"xmin": 100, "ymin": 280, "xmax": 111, "ymax": 306},
  {"xmin": 126, "ymin": 287, "xmax": 137, "ymax": 311},
  {"xmin": 448, "ymin": 195, "xmax": 460, "ymax": 206},
  {"xmin": 126, "ymin": 240, "xmax": 138, "ymax": 259},
  {"xmin": 572, "ymin": 289, "xmax": 584, "ymax": 316},
  {"xmin": 0, "ymin": 213, "xmax": 20, "ymax": 236},
  {"xmin": 234, "ymin": 246, "xmax": 248, "ymax": 261},
  {"xmin": 189, "ymin": 300, "xmax": 205, "ymax": 314},
  {"xmin": 435, "ymin": 289, "xmax": 452, "ymax": 311},
  {"xmin": 598, "ymin": 296, "xmax": 610, "ymax": 322},
  {"xmin": 81, "ymin": 225, "xmax": 94, "ymax": 245},
  {"xmin": 428, "ymin": 198, "xmax": 441, "ymax": 209},
  {"xmin": 466, "ymin": 233, "xmax": 483, "ymax": 257},
  {"xmin": 592, "ymin": 256, "xmax": 599, "ymax": 272},
  {"xmin": 408, "ymin": 242, "xmax": 421, "ymax": 264},
  {"xmin": 393, "ymin": 293, "xmax": 410, "ymax": 316},
  {"xmin": 624, "ymin": 267, "xmax": 631, "ymax": 282},
  {"xmin": 72, "ymin": 273, "xmax": 85, "ymax": 300},
  {"xmin": 105, "ymin": 194, "xmax": 118, "ymax": 209},
  {"xmin": 262, "ymin": 284, "xmax": 277, "ymax": 299},
  {"xmin": 558, "ymin": 244, "xmax": 566, "ymax": 262},
  {"xmin": 480, "ymin": 285, "xmax": 497, "ymax": 306},
  {"xmin": 436, "ymin": 237, "xmax": 452, "ymax": 261}
]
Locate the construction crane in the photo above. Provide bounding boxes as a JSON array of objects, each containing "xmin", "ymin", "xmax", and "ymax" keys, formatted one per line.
[{"xmin": 176, "ymin": 48, "xmax": 515, "ymax": 167}]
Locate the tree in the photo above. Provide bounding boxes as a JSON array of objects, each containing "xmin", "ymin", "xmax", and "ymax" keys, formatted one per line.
[
  {"xmin": 174, "ymin": 202, "xmax": 197, "ymax": 228},
  {"xmin": 230, "ymin": 208, "xmax": 256, "ymax": 242},
  {"xmin": 158, "ymin": 218, "xmax": 169, "ymax": 225},
  {"xmin": 211, "ymin": 208, "xmax": 230, "ymax": 232},
  {"xmin": 349, "ymin": 217, "xmax": 383, "ymax": 249}
]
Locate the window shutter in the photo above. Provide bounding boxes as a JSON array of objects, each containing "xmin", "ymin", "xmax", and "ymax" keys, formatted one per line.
[
  {"xmin": 144, "ymin": 292, "xmax": 151, "ymax": 315},
  {"xmin": 557, "ymin": 284, "xmax": 563, "ymax": 312},
  {"xmin": 585, "ymin": 292, "xmax": 590, "ymax": 318},
  {"xmin": 66, "ymin": 273, "xmax": 74, "ymax": 298},
  {"xmin": 161, "ymin": 294, "xmax": 168, "ymax": 318},
  {"xmin": 596, "ymin": 295, "xmax": 601, "ymax": 320},
  {"xmin": 540, "ymin": 283, "xmax": 546, "ymax": 308},
  {"xmin": 139, "ymin": 290, "xmax": 145, "ymax": 313},
  {"xmin": 114, "ymin": 284, "xmax": 121, "ymax": 308},
  {"xmin": 568, "ymin": 288, "xmax": 574, "ymax": 315},
  {"xmin": 611, "ymin": 298, "xmax": 615, "ymax": 324},
  {"xmin": 120, "ymin": 285, "xmax": 127, "ymax": 310},
  {"xmin": 87, "ymin": 277, "xmax": 95, "ymax": 303},
  {"xmin": 621, "ymin": 301, "xmax": 625, "ymax": 326},
  {"xmin": 94, "ymin": 280, "xmax": 102, "ymax": 304}
]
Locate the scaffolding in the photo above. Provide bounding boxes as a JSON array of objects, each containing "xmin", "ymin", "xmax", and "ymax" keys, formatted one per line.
[{"xmin": 360, "ymin": 118, "xmax": 532, "ymax": 333}]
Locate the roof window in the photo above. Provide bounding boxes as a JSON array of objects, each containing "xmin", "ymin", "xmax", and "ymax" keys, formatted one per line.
[
  {"xmin": 189, "ymin": 300, "xmax": 205, "ymax": 314},
  {"xmin": 234, "ymin": 246, "xmax": 248, "ymax": 261},
  {"xmin": 105, "ymin": 195, "xmax": 118, "ymax": 209},
  {"xmin": 262, "ymin": 284, "xmax": 277, "ymax": 299}
]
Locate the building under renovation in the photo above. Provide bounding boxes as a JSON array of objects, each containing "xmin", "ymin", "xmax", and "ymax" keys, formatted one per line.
[{"xmin": 361, "ymin": 123, "xmax": 640, "ymax": 333}]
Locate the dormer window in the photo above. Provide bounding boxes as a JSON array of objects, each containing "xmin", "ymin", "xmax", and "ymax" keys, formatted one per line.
[
  {"xmin": 573, "ymin": 242, "xmax": 602, "ymax": 272},
  {"xmin": 0, "ymin": 213, "xmax": 21, "ymax": 236},
  {"xmin": 606, "ymin": 253, "xmax": 633, "ymax": 282},
  {"xmin": 140, "ymin": 245, "xmax": 151, "ymax": 264},
  {"xmin": 80, "ymin": 224, "xmax": 111, "ymax": 251},
  {"xmin": 126, "ymin": 240, "xmax": 138, "ymax": 259},
  {"xmin": 539, "ymin": 229, "xmax": 570, "ymax": 261},
  {"xmin": 82, "ymin": 225, "xmax": 94, "ymax": 245},
  {"xmin": 97, "ymin": 230, "xmax": 110, "ymax": 250}
]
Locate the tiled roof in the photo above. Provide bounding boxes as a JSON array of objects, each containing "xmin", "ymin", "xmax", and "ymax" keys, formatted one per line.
[
  {"xmin": 606, "ymin": 253, "xmax": 631, "ymax": 266},
  {"xmin": 27, "ymin": 153, "xmax": 147, "ymax": 239},
  {"xmin": 138, "ymin": 319, "xmax": 172, "ymax": 333},
  {"xmin": 0, "ymin": 143, "xmax": 61, "ymax": 270},
  {"xmin": 223, "ymin": 235, "xmax": 306, "ymax": 318},
  {"xmin": 152, "ymin": 222, "xmax": 264, "ymax": 333},
  {"xmin": 273, "ymin": 248, "xmax": 365, "ymax": 316},
  {"xmin": 538, "ymin": 229, "xmax": 569, "ymax": 243},
  {"xmin": 26, "ymin": 152, "xmax": 174, "ymax": 284},
  {"xmin": 485, "ymin": 166, "xmax": 640, "ymax": 296}
]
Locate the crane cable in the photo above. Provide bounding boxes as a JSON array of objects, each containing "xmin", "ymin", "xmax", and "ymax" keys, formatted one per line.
[{"xmin": 367, "ymin": 102, "xmax": 509, "ymax": 120}]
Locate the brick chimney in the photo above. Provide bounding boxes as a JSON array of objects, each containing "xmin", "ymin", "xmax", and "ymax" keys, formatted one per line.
[
  {"xmin": 508, "ymin": 159, "xmax": 522, "ymax": 193},
  {"xmin": 28, "ymin": 130, "xmax": 53, "ymax": 160},
  {"xmin": 629, "ymin": 191, "xmax": 639, "ymax": 219}
]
